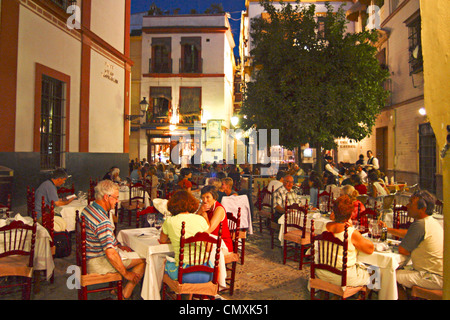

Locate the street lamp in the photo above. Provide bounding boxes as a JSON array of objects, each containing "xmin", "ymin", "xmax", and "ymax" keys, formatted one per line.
[
  {"xmin": 231, "ymin": 115, "xmax": 239, "ymax": 127},
  {"xmin": 125, "ymin": 97, "xmax": 149, "ymax": 121}
]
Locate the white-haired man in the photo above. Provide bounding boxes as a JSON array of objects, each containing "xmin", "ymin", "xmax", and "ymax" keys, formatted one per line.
[{"xmin": 82, "ymin": 179, "xmax": 145, "ymax": 299}]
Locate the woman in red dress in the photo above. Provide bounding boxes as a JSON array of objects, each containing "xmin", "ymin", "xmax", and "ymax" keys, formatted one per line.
[{"xmin": 197, "ymin": 185, "xmax": 233, "ymax": 253}]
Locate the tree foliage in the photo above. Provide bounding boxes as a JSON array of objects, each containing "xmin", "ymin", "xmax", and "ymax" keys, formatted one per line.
[{"xmin": 241, "ymin": 1, "xmax": 390, "ymax": 153}]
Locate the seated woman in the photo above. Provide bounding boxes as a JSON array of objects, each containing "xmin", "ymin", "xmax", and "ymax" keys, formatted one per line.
[
  {"xmin": 159, "ymin": 190, "xmax": 211, "ymax": 283},
  {"xmin": 351, "ymin": 174, "xmax": 367, "ymax": 195},
  {"xmin": 196, "ymin": 185, "xmax": 233, "ymax": 253},
  {"xmin": 129, "ymin": 163, "xmax": 143, "ymax": 183},
  {"xmin": 340, "ymin": 185, "xmax": 365, "ymax": 220},
  {"xmin": 368, "ymin": 171, "xmax": 389, "ymax": 198},
  {"xmin": 316, "ymin": 195, "xmax": 374, "ymax": 287},
  {"xmin": 308, "ymin": 173, "xmax": 323, "ymax": 209},
  {"xmin": 178, "ymin": 168, "xmax": 193, "ymax": 192},
  {"xmin": 144, "ymin": 166, "xmax": 159, "ymax": 200}
]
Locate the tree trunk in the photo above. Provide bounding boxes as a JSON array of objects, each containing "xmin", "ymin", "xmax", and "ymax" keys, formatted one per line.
[{"xmin": 314, "ymin": 141, "xmax": 324, "ymax": 175}]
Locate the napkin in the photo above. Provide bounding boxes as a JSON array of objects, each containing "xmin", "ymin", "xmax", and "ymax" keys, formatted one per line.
[
  {"xmin": 14, "ymin": 214, "xmax": 33, "ymax": 226},
  {"xmin": 375, "ymin": 242, "xmax": 390, "ymax": 252}
]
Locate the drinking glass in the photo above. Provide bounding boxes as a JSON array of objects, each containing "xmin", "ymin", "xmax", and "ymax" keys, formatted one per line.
[
  {"xmin": 154, "ymin": 217, "xmax": 163, "ymax": 230},
  {"xmin": 147, "ymin": 214, "xmax": 155, "ymax": 227},
  {"xmin": 353, "ymin": 221, "xmax": 360, "ymax": 232},
  {"xmin": 368, "ymin": 219, "xmax": 374, "ymax": 239}
]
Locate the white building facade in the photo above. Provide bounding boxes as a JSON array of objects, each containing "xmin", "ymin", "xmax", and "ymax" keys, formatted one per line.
[
  {"xmin": 0, "ymin": 0, "xmax": 132, "ymax": 209},
  {"xmin": 130, "ymin": 13, "xmax": 236, "ymax": 166}
]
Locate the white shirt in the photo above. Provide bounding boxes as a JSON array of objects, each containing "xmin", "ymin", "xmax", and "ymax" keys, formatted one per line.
[
  {"xmin": 325, "ymin": 163, "xmax": 340, "ymax": 177},
  {"xmin": 366, "ymin": 157, "xmax": 379, "ymax": 170}
]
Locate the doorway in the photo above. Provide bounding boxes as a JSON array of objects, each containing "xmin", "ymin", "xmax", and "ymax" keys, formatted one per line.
[
  {"xmin": 376, "ymin": 126, "xmax": 388, "ymax": 173},
  {"xmin": 418, "ymin": 123, "xmax": 436, "ymax": 194}
]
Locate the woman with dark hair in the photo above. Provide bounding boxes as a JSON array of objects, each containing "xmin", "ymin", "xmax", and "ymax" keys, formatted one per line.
[
  {"xmin": 197, "ymin": 185, "xmax": 233, "ymax": 252},
  {"xmin": 308, "ymin": 173, "xmax": 323, "ymax": 208},
  {"xmin": 159, "ymin": 190, "xmax": 211, "ymax": 283},
  {"xmin": 178, "ymin": 167, "xmax": 193, "ymax": 192},
  {"xmin": 316, "ymin": 195, "xmax": 374, "ymax": 287}
]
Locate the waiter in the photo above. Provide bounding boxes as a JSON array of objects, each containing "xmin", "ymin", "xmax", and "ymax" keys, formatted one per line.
[{"xmin": 365, "ymin": 150, "xmax": 379, "ymax": 171}]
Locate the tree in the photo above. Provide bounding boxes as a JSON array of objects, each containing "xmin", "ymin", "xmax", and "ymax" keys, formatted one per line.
[
  {"xmin": 240, "ymin": 1, "xmax": 390, "ymax": 172},
  {"xmin": 204, "ymin": 3, "xmax": 225, "ymax": 14}
]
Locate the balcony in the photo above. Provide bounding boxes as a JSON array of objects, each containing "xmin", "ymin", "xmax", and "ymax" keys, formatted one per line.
[
  {"xmin": 179, "ymin": 58, "xmax": 203, "ymax": 74},
  {"xmin": 149, "ymin": 58, "xmax": 173, "ymax": 74}
]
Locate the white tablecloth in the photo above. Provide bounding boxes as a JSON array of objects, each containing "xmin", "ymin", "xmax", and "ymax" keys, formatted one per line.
[
  {"xmin": 117, "ymin": 227, "xmax": 226, "ymax": 300},
  {"xmin": 0, "ymin": 217, "xmax": 54, "ymax": 281},
  {"xmin": 277, "ymin": 211, "xmax": 331, "ymax": 243},
  {"xmin": 358, "ymin": 245, "xmax": 409, "ymax": 300},
  {"xmin": 57, "ymin": 199, "xmax": 88, "ymax": 232},
  {"xmin": 221, "ymin": 195, "xmax": 253, "ymax": 234}
]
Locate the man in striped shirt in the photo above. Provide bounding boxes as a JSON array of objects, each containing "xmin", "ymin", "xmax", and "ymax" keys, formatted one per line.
[
  {"xmin": 82, "ymin": 179, "xmax": 145, "ymax": 299},
  {"xmin": 273, "ymin": 175, "xmax": 302, "ymax": 222}
]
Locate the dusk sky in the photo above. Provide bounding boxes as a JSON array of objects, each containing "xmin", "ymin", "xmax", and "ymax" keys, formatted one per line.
[{"xmin": 131, "ymin": 0, "xmax": 247, "ymax": 55}]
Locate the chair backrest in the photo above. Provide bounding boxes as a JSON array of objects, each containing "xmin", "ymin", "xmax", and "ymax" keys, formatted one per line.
[
  {"xmin": 358, "ymin": 208, "xmax": 379, "ymax": 233},
  {"xmin": 75, "ymin": 210, "xmax": 88, "ymax": 275},
  {"xmin": 178, "ymin": 221, "xmax": 222, "ymax": 284},
  {"xmin": 0, "ymin": 217, "xmax": 37, "ymax": 268},
  {"xmin": 27, "ymin": 187, "xmax": 35, "ymax": 218},
  {"xmin": 318, "ymin": 190, "xmax": 331, "ymax": 212},
  {"xmin": 42, "ymin": 200, "xmax": 55, "ymax": 243},
  {"xmin": 129, "ymin": 182, "xmax": 146, "ymax": 204},
  {"xmin": 435, "ymin": 199, "xmax": 443, "ymax": 215},
  {"xmin": 284, "ymin": 200, "xmax": 308, "ymax": 237},
  {"xmin": 227, "ymin": 209, "xmax": 241, "ymax": 254},
  {"xmin": 255, "ymin": 186, "xmax": 273, "ymax": 212},
  {"xmin": 393, "ymin": 205, "xmax": 413, "ymax": 229},
  {"xmin": 310, "ymin": 221, "xmax": 349, "ymax": 287},
  {"xmin": 58, "ymin": 183, "xmax": 75, "ymax": 197},
  {"xmin": 0, "ymin": 194, "xmax": 11, "ymax": 212}
]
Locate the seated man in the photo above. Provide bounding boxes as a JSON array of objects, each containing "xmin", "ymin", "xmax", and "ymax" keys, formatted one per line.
[
  {"xmin": 218, "ymin": 177, "xmax": 237, "ymax": 203},
  {"xmin": 82, "ymin": 179, "xmax": 146, "ymax": 299},
  {"xmin": 272, "ymin": 174, "xmax": 302, "ymax": 222},
  {"xmin": 34, "ymin": 168, "xmax": 76, "ymax": 220},
  {"xmin": 380, "ymin": 190, "xmax": 443, "ymax": 299}
]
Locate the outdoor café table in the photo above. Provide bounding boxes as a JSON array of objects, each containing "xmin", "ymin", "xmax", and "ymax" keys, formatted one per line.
[
  {"xmin": 117, "ymin": 227, "xmax": 227, "ymax": 300},
  {"xmin": 119, "ymin": 185, "xmax": 150, "ymax": 208},
  {"xmin": 357, "ymin": 239, "xmax": 410, "ymax": 300},
  {"xmin": 56, "ymin": 199, "xmax": 115, "ymax": 233},
  {"xmin": 0, "ymin": 215, "xmax": 55, "ymax": 281},
  {"xmin": 277, "ymin": 210, "xmax": 331, "ymax": 243}
]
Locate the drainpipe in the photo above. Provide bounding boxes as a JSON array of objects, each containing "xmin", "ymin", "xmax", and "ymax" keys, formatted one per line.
[{"xmin": 393, "ymin": 108, "xmax": 397, "ymax": 181}]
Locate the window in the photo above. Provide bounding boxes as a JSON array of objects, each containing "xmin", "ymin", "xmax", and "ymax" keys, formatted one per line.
[
  {"xmin": 40, "ymin": 75, "xmax": 66, "ymax": 170},
  {"xmin": 180, "ymin": 37, "xmax": 202, "ymax": 73},
  {"xmin": 151, "ymin": 38, "xmax": 172, "ymax": 73},
  {"xmin": 179, "ymin": 87, "xmax": 201, "ymax": 122},
  {"xmin": 419, "ymin": 123, "xmax": 436, "ymax": 194},
  {"xmin": 149, "ymin": 87, "xmax": 171, "ymax": 121},
  {"xmin": 49, "ymin": 0, "xmax": 72, "ymax": 10},
  {"xmin": 406, "ymin": 14, "xmax": 423, "ymax": 75}
]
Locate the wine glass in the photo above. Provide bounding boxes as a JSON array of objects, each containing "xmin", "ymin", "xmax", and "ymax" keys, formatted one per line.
[
  {"xmin": 368, "ymin": 219, "xmax": 374, "ymax": 239},
  {"xmin": 154, "ymin": 217, "xmax": 163, "ymax": 230},
  {"xmin": 147, "ymin": 214, "xmax": 155, "ymax": 228}
]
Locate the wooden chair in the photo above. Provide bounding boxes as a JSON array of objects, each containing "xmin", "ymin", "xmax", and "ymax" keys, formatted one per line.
[
  {"xmin": 393, "ymin": 205, "xmax": 413, "ymax": 239},
  {"xmin": 358, "ymin": 208, "xmax": 379, "ymax": 234},
  {"xmin": 161, "ymin": 222, "xmax": 222, "ymax": 300},
  {"xmin": 254, "ymin": 186, "xmax": 273, "ymax": 234},
  {"xmin": 435, "ymin": 199, "xmax": 443, "ymax": 215},
  {"xmin": 222, "ymin": 209, "xmax": 241, "ymax": 296},
  {"xmin": 0, "ymin": 194, "xmax": 11, "ymax": 212},
  {"xmin": 136, "ymin": 205, "xmax": 159, "ymax": 228},
  {"xmin": 411, "ymin": 286, "xmax": 443, "ymax": 300},
  {"xmin": 0, "ymin": 217, "xmax": 37, "ymax": 300},
  {"xmin": 41, "ymin": 199, "xmax": 56, "ymax": 283},
  {"xmin": 75, "ymin": 211, "xmax": 123, "ymax": 300},
  {"xmin": 310, "ymin": 222, "xmax": 367, "ymax": 300},
  {"xmin": 282, "ymin": 200, "xmax": 311, "ymax": 270},
  {"xmin": 27, "ymin": 187, "xmax": 35, "ymax": 218},
  {"xmin": 120, "ymin": 182, "xmax": 146, "ymax": 226},
  {"xmin": 318, "ymin": 190, "xmax": 331, "ymax": 212},
  {"xmin": 57, "ymin": 183, "xmax": 75, "ymax": 198}
]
